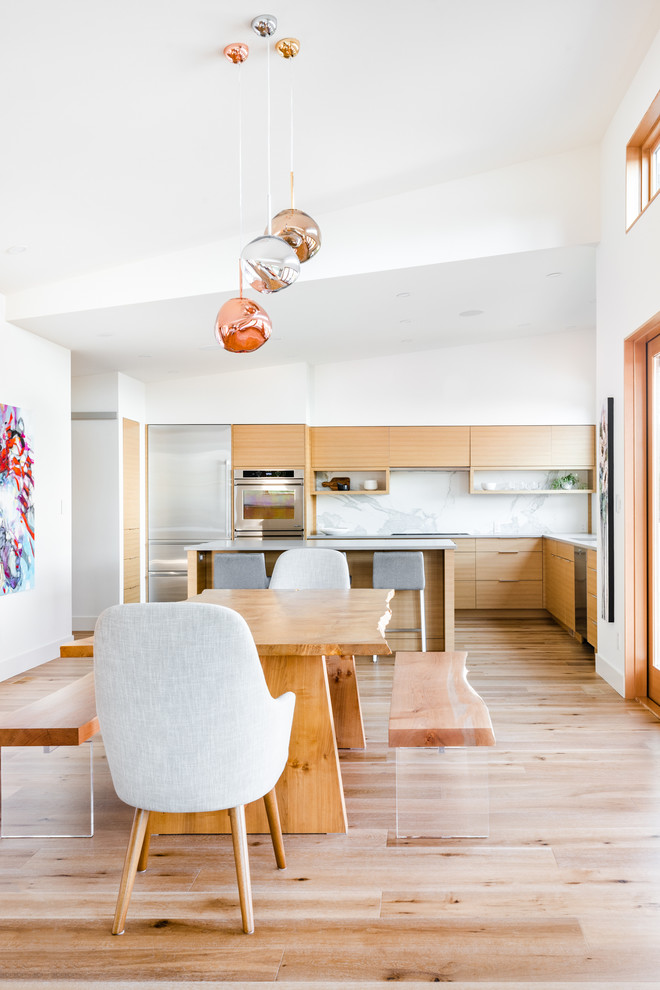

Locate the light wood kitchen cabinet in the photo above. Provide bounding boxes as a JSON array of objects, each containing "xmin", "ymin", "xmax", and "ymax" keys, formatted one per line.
[
  {"xmin": 389, "ymin": 426, "xmax": 470, "ymax": 467},
  {"xmin": 470, "ymin": 425, "xmax": 596, "ymax": 471},
  {"xmin": 470, "ymin": 426, "xmax": 552, "ymax": 467},
  {"xmin": 232, "ymin": 424, "xmax": 306, "ymax": 469},
  {"xmin": 587, "ymin": 547, "xmax": 598, "ymax": 648},
  {"xmin": 310, "ymin": 426, "xmax": 389, "ymax": 469},
  {"xmin": 474, "ymin": 537, "xmax": 543, "ymax": 608},
  {"xmin": 123, "ymin": 418, "xmax": 140, "ymax": 603},
  {"xmin": 453, "ymin": 538, "xmax": 476, "ymax": 608},
  {"xmin": 454, "ymin": 537, "xmax": 543, "ymax": 609},
  {"xmin": 543, "ymin": 538, "xmax": 576, "ymax": 633},
  {"xmin": 550, "ymin": 425, "xmax": 595, "ymax": 468}
]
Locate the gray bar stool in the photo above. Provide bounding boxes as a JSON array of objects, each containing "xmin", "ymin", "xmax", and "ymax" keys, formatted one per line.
[
  {"xmin": 372, "ymin": 550, "xmax": 426, "ymax": 660},
  {"xmin": 213, "ymin": 553, "xmax": 269, "ymax": 588}
]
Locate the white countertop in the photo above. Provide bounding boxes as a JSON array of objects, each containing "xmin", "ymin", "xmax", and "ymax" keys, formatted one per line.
[
  {"xmin": 547, "ymin": 533, "xmax": 597, "ymax": 551},
  {"xmin": 189, "ymin": 533, "xmax": 597, "ymax": 552}
]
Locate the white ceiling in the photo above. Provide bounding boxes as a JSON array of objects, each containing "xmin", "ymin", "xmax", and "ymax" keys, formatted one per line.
[{"xmin": 3, "ymin": 1, "xmax": 660, "ymax": 381}]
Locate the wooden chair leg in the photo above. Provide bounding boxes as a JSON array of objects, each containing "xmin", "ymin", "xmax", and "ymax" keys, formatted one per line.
[
  {"xmin": 137, "ymin": 828, "xmax": 151, "ymax": 873},
  {"xmin": 263, "ymin": 787, "xmax": 286, "ymax": 869},
  {"xmin": 228, "ymin": 805, "xmax": 254, "ymax": 934},
  {"xmin": 112, "ymin": 808, "xmax": 150, "ymax": 935}
]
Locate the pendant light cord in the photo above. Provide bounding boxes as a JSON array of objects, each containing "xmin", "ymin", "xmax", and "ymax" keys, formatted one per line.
[
  {"xmin": 290, "ymin": 62, "xmax": 295, "ymax": 209},
  {"xmin": 266, "ymin": 37, "xmax": 272, "ymax": 234},
  {"xmin": 238, "ymin": 58, "xmax": 244, "ymax": 296}
]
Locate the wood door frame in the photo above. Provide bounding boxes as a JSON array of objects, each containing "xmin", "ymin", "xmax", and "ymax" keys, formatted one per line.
[
  {"xmin": 645, "ymin": 335, "xmax": 660, "ymax": 706},
  {"xmin": 624, "ymin": 311, "xmax": 660, "ymax": 704}
]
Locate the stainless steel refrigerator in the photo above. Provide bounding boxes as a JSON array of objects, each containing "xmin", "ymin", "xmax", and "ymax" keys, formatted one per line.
[{"xmin": 147, "ymin": 424, "xmax": 231, "ymax": 602}]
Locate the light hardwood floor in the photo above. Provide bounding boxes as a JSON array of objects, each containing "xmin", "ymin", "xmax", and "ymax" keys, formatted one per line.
[{"xmin": 0, "ymin": 614, "xmax": 659, "ymax": 988}]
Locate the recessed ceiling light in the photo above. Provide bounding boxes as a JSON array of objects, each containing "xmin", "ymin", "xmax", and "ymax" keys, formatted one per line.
[
  {"xmin": 400, "ymin": 318, "xmax": 412, "ymax": 325},
  {"xmin": 459, "ymin": 309, "xmax": 484, "ymax": 317},
  {"xmin": 396, "ymin": 291, "xmax": 410, "ymax": 298},
  {"xmin": 6, "ymin": 245, "xmax": 27, "ymax": 255},
  {"xmin": 546, "ymin": 271, "xmax": 562, "ymax": 277}
]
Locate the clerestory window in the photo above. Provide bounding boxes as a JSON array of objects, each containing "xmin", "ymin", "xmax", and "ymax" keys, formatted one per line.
[{"xmin": 626, "ymin": 88, "xmax": 660, "ymax": 230}]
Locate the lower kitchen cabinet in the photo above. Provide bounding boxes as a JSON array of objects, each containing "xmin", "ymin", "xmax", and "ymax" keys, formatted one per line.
[
  {"xmin": 475, "ymin": 538, "xmax": 543, "ymax": 608},
  {"xmin": 543, "ymin": 538, "xmax": 576, "ymax": 633},
  {"xmin": 455, "ymin": 537, "xmax": 543, "ymax": 609},
  {"xmin": 453, "ymin": 538, "xmax": 476, "ymax": 607},
  {"xmin": 587, "ymin": 548, "xmax": 598, "ymax": 648}
]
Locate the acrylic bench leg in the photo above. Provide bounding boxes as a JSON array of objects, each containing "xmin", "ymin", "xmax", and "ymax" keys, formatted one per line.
[{"xmin": 395, "ymin": 746, "xmax": 490, "ymax": 839}]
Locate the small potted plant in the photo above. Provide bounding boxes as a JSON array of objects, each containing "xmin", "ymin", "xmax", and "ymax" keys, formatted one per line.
[{"xmin": 551, "ymin": 472, "xmax": 579, "ymax": 490}]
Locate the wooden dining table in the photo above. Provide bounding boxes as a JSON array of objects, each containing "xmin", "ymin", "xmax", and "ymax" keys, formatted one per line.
[{"xmin": 60, "ymin": 587, "xmax": 393, "ymax": 834}]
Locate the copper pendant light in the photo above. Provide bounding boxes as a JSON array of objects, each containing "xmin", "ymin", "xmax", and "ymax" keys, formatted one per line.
[
  {"xmin": 268, "ymin": 37, "xmax": 321, "ymax": 263},
  {"xmin": 215, "ymin": 38, "xmax": 272, "ymax": 353},
  {"xmin": 215, "ymin": 294, "xmax": 271, "ymax": 353}
]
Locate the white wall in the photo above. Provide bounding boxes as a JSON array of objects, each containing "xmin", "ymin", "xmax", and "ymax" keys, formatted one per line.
[
  {"xmin": 146, "ymin": 362, "xmax": 310, "ymax": 424},
  {"xmin": 0, "ymin": 299, "xmax": 72, "ymax": 679},
  {"xmin": 597, "ymin": 28, "xmax": 660, "ymax": 695},
  {"xmin": 310, "ymin": 328, "xmax": 596, "ymax": 426}
]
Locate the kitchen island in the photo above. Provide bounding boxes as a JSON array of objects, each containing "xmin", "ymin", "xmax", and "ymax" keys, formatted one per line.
[{"xmin": 187, "ymin": 537, "xmax": 456, "ymax": 652}]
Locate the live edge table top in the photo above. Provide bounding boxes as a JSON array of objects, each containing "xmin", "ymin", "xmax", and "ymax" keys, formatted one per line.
[
  {"xmin": 190, "ymin": 588, "xmax": 394, "ymax": 657},
  {"xmin": 60, "ymin": 588, "xmax": 394, "ymax": 660}
]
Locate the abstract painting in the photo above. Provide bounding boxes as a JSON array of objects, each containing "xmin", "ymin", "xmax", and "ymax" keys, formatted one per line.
[
  {"xmin": 0, "ymin": 404, "xmax": 35, "ymax": 595},
  {"xmin": 599, "ymin": 397, "xmax": 614, "ymax": 621}
]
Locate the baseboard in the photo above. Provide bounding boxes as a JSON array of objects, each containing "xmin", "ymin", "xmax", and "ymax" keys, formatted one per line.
[
  {"xmin": 0, "ymin": 637, "xmax": 67, "ymax": 682},
  {"xmin": 595, "ymin": 651, "xmax": 626, "ymax": 697}
]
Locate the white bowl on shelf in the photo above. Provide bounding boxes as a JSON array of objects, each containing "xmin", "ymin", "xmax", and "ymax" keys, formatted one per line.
[
  {"xmin": 482, "ymin": 482, "xmax": 498, "ymax": 490},
  {"xmin": 321, "ymin": 527, "xmax": 351, "ymax": 536}
]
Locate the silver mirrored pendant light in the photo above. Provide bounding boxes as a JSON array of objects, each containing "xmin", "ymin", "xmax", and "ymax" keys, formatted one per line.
[{"xmin": 240, "ymin": 14, "xmax": 300, "ymax": 294}]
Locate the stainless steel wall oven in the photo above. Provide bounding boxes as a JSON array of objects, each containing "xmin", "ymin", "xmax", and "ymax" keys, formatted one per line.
[{"xmin": 233, "ymin": 470, "xmax": 304, "ymax": 538}]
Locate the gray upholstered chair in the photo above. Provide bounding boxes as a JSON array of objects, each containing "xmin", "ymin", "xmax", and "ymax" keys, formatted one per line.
[
  {"xmin": 213, "ymin": 552, "xmax": 269, "ymax": 588},
  {"xmin": 372, "ymin": 550, "xmax": 426, "ymax": 660},
  {"xmin": 268, "ymin": 547, "xmax": 350, "ymax": 589},
  {"xmin": 94, "ymin": 601, "xmax": 295, "ymax": 935}
]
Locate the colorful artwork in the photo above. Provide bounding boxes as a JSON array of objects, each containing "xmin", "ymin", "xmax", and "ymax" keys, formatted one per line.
[
  {"xmin": 0, "ymin": 404, "xmax": 35, "ymax": 595},
  {"xmin": 599, "ymin": 397, "xmax": 614, "ymax": 622}
]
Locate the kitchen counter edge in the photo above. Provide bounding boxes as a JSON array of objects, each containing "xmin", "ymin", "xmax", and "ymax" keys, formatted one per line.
[{"xmin": 188, "ymin": 538, "xmax": 458, "ymax": 552}]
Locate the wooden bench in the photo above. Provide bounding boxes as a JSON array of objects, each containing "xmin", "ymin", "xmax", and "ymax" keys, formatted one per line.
[
  {"xmin": 388, "ymin": 651, "xmax": 495, "ymax": 748},
  {"xmin": 388, "ymin": 651, "xmax": 495, "ymax": 837},
  {"xmin": 0, "ymin": 672, "xmax": 99, "ymax": 837}
]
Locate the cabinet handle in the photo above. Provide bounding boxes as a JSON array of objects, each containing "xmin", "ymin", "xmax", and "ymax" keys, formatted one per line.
[
  {"xmin": 498, "ymin": 579, "xmax": 520, "ymax": 583},
  {"xmin": 497, "ymin": 551, "xmax": 519, "ymax": 554}
]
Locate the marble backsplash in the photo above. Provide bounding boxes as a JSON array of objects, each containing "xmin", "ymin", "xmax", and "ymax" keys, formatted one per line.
[{"xmin": 314, "ymin": 470, "xmax": 591, "ymax": 536}]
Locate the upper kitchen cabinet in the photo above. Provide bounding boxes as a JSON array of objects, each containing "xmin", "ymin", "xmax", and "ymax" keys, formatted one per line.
[
  {"xmin": 550, "ymin": 425, "xmax": 595, "ymax": 468},
  {"xmin": 232, "ymin": 424, "xmax": 307, "ymax": 469},
  {"xmin": 470, "ymin": 425, "xmax": 596, "ymax": 469},
  {"xmin": 470, "ymin": 426, "xmax": 552, "ymax": 467},
  {"xmin": 310, "ymin": 426, "xmax": 389, "ymax": 469},
  {"xmin": 389, "ymin": 426, "xmax": 470, "ymax": 467}
]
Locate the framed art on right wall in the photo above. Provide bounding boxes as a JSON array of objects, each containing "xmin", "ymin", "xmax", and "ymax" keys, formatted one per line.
[{"xmin": 599, "ymin": 397, "xmax": 615, "ymax": 622}]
